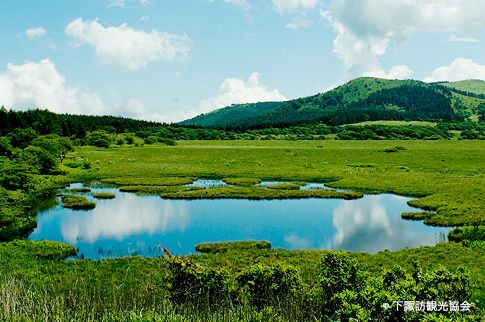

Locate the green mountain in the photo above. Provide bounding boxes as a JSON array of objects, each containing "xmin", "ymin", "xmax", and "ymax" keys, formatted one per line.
[
  {"xmin": 179, "ymin": 101, "xmax": 283, "ymax": 127},
  {"xmin": 181, "ymin": 77, "xmax": 485, "ymax": 129}
]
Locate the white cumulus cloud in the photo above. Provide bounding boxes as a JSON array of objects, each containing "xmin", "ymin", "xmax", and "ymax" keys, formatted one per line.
[
  {"xmin": 65, "ymin": 18, "xmax": 192, "ymax": 71},
  {"xmin": 423, "ymin": 58, "xmax": 485, "ymax": 82},
  {"xmin": 25, "ymin": 27, "xmax": 47, "ymax": 39},
  {"xmin": 0, "ymin": 59, "xmax": 173, "ymax": 122},
  {"xmin": 324, "ymin": 0, "xmax": 485, "ymax": 79},
  {"xmin": 196, "ymin": 72, "xmax": 286, "ymax": 116},
  {"xmin": 363, "ymin": 65, "xmax": 414, "ymax": 80},
  {"xmin": 272, "ymin": 0, "xmax": 318, "ymax": 14},
  {"xmin": 0, "ymin": 59, "xmax": 106, "ymax": 115}
]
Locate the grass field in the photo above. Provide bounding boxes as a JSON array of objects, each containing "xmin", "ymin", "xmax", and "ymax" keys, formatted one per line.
[
  {"xmin": 71, "ymin": 140, "xmax": 485, "ymax": 226},
  {"xmin": 2, "ymin": 140, "xmax": 485, "ymax": 321}
]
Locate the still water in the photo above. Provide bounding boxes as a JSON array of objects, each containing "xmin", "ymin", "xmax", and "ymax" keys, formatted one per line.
[{"xmin": 28, "ymin": 182, "xmax": 451, "ymax": 259}]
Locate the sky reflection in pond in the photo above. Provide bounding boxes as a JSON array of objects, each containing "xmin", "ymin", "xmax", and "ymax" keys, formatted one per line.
[{"xmin": 29, "ymin": 184, "xmax": 450, "ymax": 259}]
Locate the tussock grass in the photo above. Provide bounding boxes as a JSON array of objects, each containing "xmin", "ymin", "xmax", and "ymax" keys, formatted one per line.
[
  {"xmin": 196, "ymin": 241, "xmax": 271, "ymax": 254},
  {"xmin": 101, "ymin": 177, "xmax": 197, "ymax": 186},
  {"xmin": 61, "ymin": 194, "xmax": 96, "ymax": 210},
  {"xmin": 159, "ymin": 186, "xmax": 363, "ymax": 200},
  {"xmin": 119, "ymin": 185, "xmax": 204, "ymax": 194},
  {"xmin": 92, "ymin": 192, "xmax": 116, "ymax": 199},
  {"xmin": 222, "ymin": 177, "xmax": 262, "ymax": 186},
  {"xmin": 266, "ymin": 183, "xmax": 301, "ymax": 190},
  {"xmin": 401, "ymin": 211, "xmax": 432, "ymax": 221},
  {"xmin": 68, "ymin": 187, "xmax": 91, "ymax": 192}
]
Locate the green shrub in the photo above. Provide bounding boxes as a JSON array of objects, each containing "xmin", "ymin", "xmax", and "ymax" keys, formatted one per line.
[
  {"xmin": 448, "ymin": 226, "xmax": 485, "ymax": 242},
  {"xmin": 158, "ymin": 138, "xmax": 177, "ymax": 146},
  {"xmin": 86, "ymin": 131, "xmax": 112, "ymax": 148},
  {"xmin": 237, "ymin": 263, "xmax": 302, "ymax": 309},
  {"xmin": 125, "ymin": 135, "xmax": 135, "ymax": 145},
  {"xmin": 144, "ymin": 136, "xmax": 158, "ymax": 145},
  {"xmin": 167, "ymin": 256, "xmax": 232, "ymax": 306}
]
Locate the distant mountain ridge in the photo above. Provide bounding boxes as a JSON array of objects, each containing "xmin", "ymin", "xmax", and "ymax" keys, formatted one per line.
[{"xmin": 180, "ymin": 77, "xmax": 485, "ymax": 129}]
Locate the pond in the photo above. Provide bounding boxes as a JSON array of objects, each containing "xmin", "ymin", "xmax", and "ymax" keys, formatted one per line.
[{"xmin": 28, "ymin": 181, "xmax": 451, "ymax": 259}]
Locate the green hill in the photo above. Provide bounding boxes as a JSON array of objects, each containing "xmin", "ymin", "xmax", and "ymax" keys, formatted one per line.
[
  {"xmin": 181, "ymin": 77, "xmax": 485, "ymax": 129},
  {"xmin": 179, "ymin": 101, "xmax": 283, "ymax": 127},
  {"xmin": 439, "ymin": 79, "xmax": 485, "ymax": 95}
]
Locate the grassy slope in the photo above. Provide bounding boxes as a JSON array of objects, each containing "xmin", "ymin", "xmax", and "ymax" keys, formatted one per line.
[{"xmin": 443, "ymin": 79, "xmax": 485, "ymax": 95}]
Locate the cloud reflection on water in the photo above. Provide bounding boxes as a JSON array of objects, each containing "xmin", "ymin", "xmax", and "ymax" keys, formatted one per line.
[{"xmin": 61, "ymin": 194, "xmax": 190, "ymax": 244}]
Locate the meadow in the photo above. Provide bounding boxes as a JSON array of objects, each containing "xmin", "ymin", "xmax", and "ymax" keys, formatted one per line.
[
  {"xmin": 2, "ymin": 140, "xmax": 485, "ymax": 321},
  {"xmin": 72, "ymin": 140, "xmax": 485, "ymax": 226}
]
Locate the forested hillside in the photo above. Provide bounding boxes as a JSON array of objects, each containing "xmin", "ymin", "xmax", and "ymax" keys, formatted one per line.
[
  {"xmin": 179, "ymin": 101, "xmax": 283, "ymax": 127},
  {"xmin": 182, "ymin": 77, "xmax": 485, "ymax": 129}
]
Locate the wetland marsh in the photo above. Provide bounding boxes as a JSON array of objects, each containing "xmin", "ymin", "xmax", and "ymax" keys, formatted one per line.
[{"xmin": 29, "ymin": 181, "xmax": 450, "ymax": 259}]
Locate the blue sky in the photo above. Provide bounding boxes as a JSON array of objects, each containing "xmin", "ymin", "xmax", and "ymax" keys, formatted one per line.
[{"xmin": 1, "ymin": 0, "xmax": 485, "ymax": 123}]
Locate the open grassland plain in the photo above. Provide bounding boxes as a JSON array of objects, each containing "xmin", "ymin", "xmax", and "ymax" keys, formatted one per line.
[{"xmin": 2, "ymin": 140, "xmax": 485, "ymax": 321}]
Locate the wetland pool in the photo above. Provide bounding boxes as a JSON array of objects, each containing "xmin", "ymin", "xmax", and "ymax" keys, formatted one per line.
[{"xmin": 28, "ymin": 181, "xmax": 451, "ymax": 259}]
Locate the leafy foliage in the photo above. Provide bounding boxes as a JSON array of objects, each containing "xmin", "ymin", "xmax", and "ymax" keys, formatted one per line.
[{"xmin": 237, "ymin": 263, "xmax": 302, "ymax": 309}]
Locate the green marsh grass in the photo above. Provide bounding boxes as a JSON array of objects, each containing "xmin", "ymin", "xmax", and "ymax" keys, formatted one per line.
[
  {"xmin": 119, "ymin": 185, "xmax": 204, "ymax": 195},
  {"xmin": 66, "ymin": 141, "xmax": 485, "ymax": 226},
  {"xmin": 267, "ymin": 183, "xmax": 301, "ymax": 190},
  {"xmin": 92, "ymin": 192, "xmax": 116, "ymax": 199},
  {"xmin": 68, "ymin": 187, "xmax": 91, "ymax": 192},
  {"xmin": 61, "ymin": 194, "xmax": 96, "ymax": 210},
  {"xmin": 101, "ymin": 177, "xmax": 196, "ymax": 186},
  {"xmin": 222, "ymin": 177, "xmax": 262, "ymax": 186},
  {"xmin": 196, "ymin": 241, "xmax": 271, "ymax": 254},
  {"xmin": 159, "ymin": 186, "xmax": 362, "ymax": 200},
  {"xmin": 401, "ymin": 211, "xmax": 432, "ymax": 221}
]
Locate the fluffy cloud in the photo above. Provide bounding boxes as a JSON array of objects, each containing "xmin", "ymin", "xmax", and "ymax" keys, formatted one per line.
[
  {"xmin": 285, "ymin": 15, "xmax": 313, "ymax": 30},
  {"xmin": 65, "ymin": 18, "xmax": 192, "ymax": 71},
  {"xmin": 108, "ymin": 0, "xmax": 151, "ymax": 8},
  {"xmin": 191, "ymin": 72, "xmax": 286, "ymax": 118},
  {"xmin": 272, "ymin": 0, "xmax": 318, "ymax": 14},
  {"xmin": 363, "ymin": 65, "xmax": 414, "ymax": 80},
  {"xmin": 25, "ymin": 27, "xmax": 47, "ymax": 39},
  {"xmin": 423, "ymin": 58, "xmax": 485, "ymax": 82},
  {"xmin": 0, "ymin": 59, "xmax": 106, "ymax": 115},
  {"xmin": 0, "ymin": 59, "xmax": 174, "ymax": 122},
  {"xmin": 324, "ymin": 0, "xmax": 485, "ymax": 79}
]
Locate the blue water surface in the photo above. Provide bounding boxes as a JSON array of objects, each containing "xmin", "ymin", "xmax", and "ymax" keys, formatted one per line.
[{"xmin": 28, "ymin": 182, "xmax": 450, "ymax": 259}]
